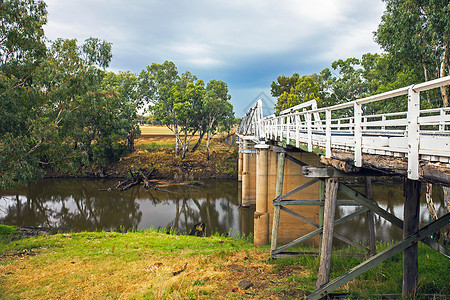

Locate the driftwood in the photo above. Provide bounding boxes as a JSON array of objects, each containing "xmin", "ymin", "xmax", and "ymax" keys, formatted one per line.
[{"xmin": 102, "ymin": 168, "xmax": 156, "ymax": 191}]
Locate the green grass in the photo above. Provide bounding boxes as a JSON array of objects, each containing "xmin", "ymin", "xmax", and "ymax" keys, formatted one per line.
[
  {"xmin": 1, "ymin": 228, "xmax": 448, "ymax": 299},
  {"xmin": 0, "ymin": 225, "xmax": 19, "ymax": 244},
  {"xmin": 138, "ymin": 141, "xmax": 175, "ymax": 152},
  {"xmin": 0, "ymin": 225, "xmax": 18, "ymax": 236},
  {"xmin": 270, "ymin": 242, "xmax": 450, "ymax": 297}
]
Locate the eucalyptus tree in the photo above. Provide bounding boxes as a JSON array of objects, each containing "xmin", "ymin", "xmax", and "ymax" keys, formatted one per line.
[
  {"xmin": 138, "ymin": 61, "xmax": 182, "ymax": 155},
  {"xmin": 0, "ymin": 0, "xmax": 48, "ymax": 187},
  {"xmin": 375, "ymin": 0, "xmax": 450, "ymax": 106},
  {"xmin": 173, "ymin": 72, "xmax": 205, "ymax": 159},
  {"xmin": 203, "ymin": 79, "xmax": 234, "ymax": 160},
  {"xmin": 101, "ymin": 71, "xmax": 141, "ymax": 152}
]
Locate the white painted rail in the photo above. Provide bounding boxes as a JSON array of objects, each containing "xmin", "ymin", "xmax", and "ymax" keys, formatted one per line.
[{"xmin": 237, "ymin": 76, "xmax": 450, "ymax": 180}]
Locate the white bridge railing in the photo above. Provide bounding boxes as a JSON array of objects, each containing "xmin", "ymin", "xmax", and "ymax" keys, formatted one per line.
[{"xmin": 237, "ymin": 76, "xmax": 450, "ymax": 180}]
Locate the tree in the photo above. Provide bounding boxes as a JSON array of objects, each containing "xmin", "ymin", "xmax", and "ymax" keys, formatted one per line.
[
  {"xmin": 101, "ymin": 71, "xmax": 141, "ymax": 152},
  {"xmin": 138, "ymin": 61, "xmax": 182, "ymax": 155},
  {"xmin": 375, "ymin": 0, "xmax": 450, "ymax": 106},
  {"xmin": 272, "ymin": 74, "xmax": 324, "ymax": 114},
  {"xmin": 202, "ymin": 79, "xmax": 234, "ymax": 160},
  {"xmin": 36, "ymin": 38, "xmax": 122, "ymax": 166},
  {"xmin": 270, "ymin": 73, "xmax": 300, "ymax": 98},
  {"xmin": 173, "ymin": 72, "xmax": 205, "ymax": 159},
  {"xmin": 0, "ymin": 0, "xmax": 48, "ymax": 188}
]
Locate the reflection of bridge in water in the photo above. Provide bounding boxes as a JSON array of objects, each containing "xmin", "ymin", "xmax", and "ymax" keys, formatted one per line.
[{"xmin": 236, "ymin": 76, "xmax": 450, "ymax": 299}]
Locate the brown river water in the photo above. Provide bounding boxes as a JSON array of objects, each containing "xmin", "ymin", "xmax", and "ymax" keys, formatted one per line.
[{"xmin": 0, "ymin": 179, "xmax": 446, "ymax": 245}]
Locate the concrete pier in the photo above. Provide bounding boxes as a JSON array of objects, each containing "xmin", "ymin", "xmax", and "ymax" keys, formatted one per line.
[
  {"xmin": 241, "ymin": 140, "xmax": 256, "ymax": 206},
  {"xmin": 246, "ymin": 144, "xmax": 321, "ymax": 246},
  {"xmin": 238, "ymin": 141, "xmax": 243, "ymax": 182},
  {"xmin": 254, "ymin": 144, "xmax": 270, "ymax": 245}
]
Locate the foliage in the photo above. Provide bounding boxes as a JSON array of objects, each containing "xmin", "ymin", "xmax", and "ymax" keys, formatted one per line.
[
  {"xmin": 139, "ymin": 62, "xmax": 234, "ymax": 159},
  {"xmin": 203, "ymin": 79, "xmax": 234, "ymax": 159},
  {"xmin": 375, "ymin": 0, "xmax": 450, "ymax": 105},
  {"xmin": 273, "ymin": 74, "xmax": 324, "ymax": 114},
  {"xmin": 0, "ymin": 1, "xmax": 140, "ymax": 188}
]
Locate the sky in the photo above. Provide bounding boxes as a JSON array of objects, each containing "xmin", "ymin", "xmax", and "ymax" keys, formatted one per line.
[{"xmin": 43, "ymin": 0, "xmax": 386, "ymax": 117}]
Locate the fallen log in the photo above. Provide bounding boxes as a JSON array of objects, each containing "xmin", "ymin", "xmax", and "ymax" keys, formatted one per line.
[{"xmin": 101, "ymin": 168, "xmax": 156, "ymax": 191}]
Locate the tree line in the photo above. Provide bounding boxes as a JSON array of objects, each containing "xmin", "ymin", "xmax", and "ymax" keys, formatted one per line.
[
  {"xmin": 0, "ymin": 0, "xmax": 234, "ymax": 188},
  {"xmin": 272, "ymin": 0, "xmax": 449, "ymax": 115}
]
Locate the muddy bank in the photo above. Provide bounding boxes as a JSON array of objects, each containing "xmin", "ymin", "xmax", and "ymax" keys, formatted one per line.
[{"xmin": 45, "ymin": 142, "xmax": 239, "ymax": 182}]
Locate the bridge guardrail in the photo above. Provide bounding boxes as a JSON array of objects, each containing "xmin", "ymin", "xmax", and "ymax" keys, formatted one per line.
[{"xmin": 238, "ymin": 76, "xmax": 450, "ymax": 180}]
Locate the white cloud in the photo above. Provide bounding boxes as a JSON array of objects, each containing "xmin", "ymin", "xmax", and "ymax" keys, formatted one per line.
[{"xmin": 42, "ymin": 0, "xmax": 386, "ymax": 115}]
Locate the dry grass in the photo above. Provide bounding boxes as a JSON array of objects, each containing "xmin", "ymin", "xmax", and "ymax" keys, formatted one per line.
[
  {"xmin": 0, "ymin": 232, "xmax": 310, "ymax": 299},
  {"xmin": 139, "ymin": 125, "xmax": 175, "ymax": 136},
  {"xmin": 104, "ymin": 135, "xmax": 238, "ymax": 180}
]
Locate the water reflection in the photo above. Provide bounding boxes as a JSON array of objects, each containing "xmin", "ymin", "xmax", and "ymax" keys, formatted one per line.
[
  {"xmin": 0, "ymin": 179, "xmax": 246, "ymax": 236},
  {"xmin": 0, "ymin": 179, "xmax": 445, "ymax": 243},
  {"xmin": 334, "ymin": 183, "xmax": 445, "ymax": 245}
]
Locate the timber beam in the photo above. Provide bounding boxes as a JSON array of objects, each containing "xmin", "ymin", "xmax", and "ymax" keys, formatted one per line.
[
  {"xmin": 326, "ymin": 150, "xmax": 450, "ymax": 187},
  {"xmin": 303, "ymin": 166, "xmax": 386, "ymax": 178},
  {"xmin": 308, "ymin": 213, "xmax": 450, "ymax": 300}
]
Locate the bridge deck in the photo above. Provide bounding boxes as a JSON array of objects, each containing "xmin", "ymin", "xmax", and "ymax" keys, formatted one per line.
[{"xmin": 238, "ymin": 76, "xmax": 450, "ymax": 185}]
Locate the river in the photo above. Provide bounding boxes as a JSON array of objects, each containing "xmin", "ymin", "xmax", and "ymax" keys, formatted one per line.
[{"xmin": 0, "ymin": 179, "xmax": 446, "ymax": 244}]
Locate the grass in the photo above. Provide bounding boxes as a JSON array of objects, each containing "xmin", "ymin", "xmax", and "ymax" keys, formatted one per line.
[
  {"xmin": 1, "ymin": 228, "xmax": 448, "ymax": 299},
  {"xmin": 139, "ymin": 125, "xmax": 175, "ymax": 136},
  {"xmin": 139, "ymin": 126, "xmax": 201, "ymax": 137},
  {"xmin": 1, "ymin": 230, "xmax": 265, "ymax": 299},
  {"xmin": 107, "ymin": 134, "xmax": 238, "ymax": 180}
]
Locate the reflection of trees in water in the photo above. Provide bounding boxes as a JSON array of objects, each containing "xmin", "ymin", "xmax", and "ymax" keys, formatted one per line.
[
  {"xmin": 334, "ymin": 184, "xmax": 447, "ymax": 246},
  {"xmin": 165, "ymin": 183, "xmax": 238, "ymax": 235},
  {"xmin": 0, "ymin": 180, "xmax": 142, "ymax": 231},
  {"xmin": 0, "ymin": 179, "xmax": 239, "ymax": 235}
]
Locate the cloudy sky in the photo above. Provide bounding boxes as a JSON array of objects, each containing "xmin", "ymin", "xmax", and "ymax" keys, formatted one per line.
[{"xmin": 43, "ymin": 0, "xmax": 386, "ymax": 116}]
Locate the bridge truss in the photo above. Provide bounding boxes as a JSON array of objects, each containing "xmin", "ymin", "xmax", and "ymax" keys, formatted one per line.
[{"xmin": 237, "ymin": 76, "xmax": 450, "ymax": 299}]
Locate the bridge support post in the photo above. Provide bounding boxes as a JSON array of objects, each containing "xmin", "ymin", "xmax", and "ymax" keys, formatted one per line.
[
  {"xmin": 254, "ymin": 144, "xmax": 270, "ymax": 245},
  {"xmin": 316, "ymin": 177, "xmax": 338, "ymax": 289},
  {"xmin": 271, "ymin": 150, "xmax": 286, "ymax": 252},
  {"xmin": 365, "ymin": 177, "xmax": 376, "ymax": 255},
  {"xmin": 238, "ymin": 141, "xmax": 243, "ymax": 182},
  {"xmin": 241, "ymin": 140, "xmax": 249, "ymax": 206},
  {"xmin": 403, "ymin": 179, "xmax": 420, "ymax": 298}
]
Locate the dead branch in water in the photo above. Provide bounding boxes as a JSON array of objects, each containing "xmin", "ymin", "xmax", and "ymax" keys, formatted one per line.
[{"xmin": 101, "ymin": 168, "xmax": 156, "ymax": 191}]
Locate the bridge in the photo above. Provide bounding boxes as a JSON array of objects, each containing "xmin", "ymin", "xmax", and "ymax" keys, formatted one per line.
[{"xmin": 236, "ymin": 76, "xmax": 450, "ymax": 299}]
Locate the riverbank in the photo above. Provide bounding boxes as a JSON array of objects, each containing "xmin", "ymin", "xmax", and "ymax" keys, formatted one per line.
[
  {"xmin": 1, "ymin": 227, "xmax": 448, "ymax": 299},
  {"xmin": 46, "ymin": 132, "xmax": 238, "ymax": 182}
]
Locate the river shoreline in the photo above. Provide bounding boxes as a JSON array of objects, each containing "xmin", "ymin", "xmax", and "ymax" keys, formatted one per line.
[{"xmin": 43, "ymin": 135, "xmax": 239, "ymax": 182}]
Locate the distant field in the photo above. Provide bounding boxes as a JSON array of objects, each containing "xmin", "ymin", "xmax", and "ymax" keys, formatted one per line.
[{"xmin": 139, "ymin": 126, "xmax": 174, "ymax": 136}]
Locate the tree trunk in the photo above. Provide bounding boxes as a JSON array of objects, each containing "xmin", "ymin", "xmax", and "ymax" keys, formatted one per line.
[
  {"xmin": 181, "ymin": 131, "xmax": 188, "ymax": 159},
  {"xmin": 127, "ymin": 130, "xmax": 135, "ymax": 152},
  {"xmin": 191, "ymin": 130, "xmax": 205, "ymax": 152},
  {"xmin": 440, "ymin": 43, "xmax": 449, "ymax": 107},
  {"xmin": 173, "ymin": 124, "xmax": 179, "ymax": 157},
  {"xmin": 443, "ymin": 186, "xmax": 450, "ymax": 244},
  {"xmin": 425, "ymin": 183, "xmax": 437, "ymax": 221},
  {"xmin": 422, "ymin": 61, "xmax": 431, "ymax": 105},
  {"xmin": 206, "ymin": 130, "xmax": 211, "ymax": 160}
]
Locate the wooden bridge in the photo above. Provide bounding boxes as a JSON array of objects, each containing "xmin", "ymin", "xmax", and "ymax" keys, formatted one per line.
[{"xmin": 236, "ymin": 76, "xmax": 450, "ymax": 299}]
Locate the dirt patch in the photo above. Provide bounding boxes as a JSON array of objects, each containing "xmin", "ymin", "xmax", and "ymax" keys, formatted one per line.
[
  {"xmin": 105, "ymin": 137, "xmax": 238, "ymax": 181},
  {"xmin": 210, "ymin": 252, "xmax": 310, "ymax": 299}
]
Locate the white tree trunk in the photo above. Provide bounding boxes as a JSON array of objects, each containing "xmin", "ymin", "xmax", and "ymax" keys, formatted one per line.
[{"xmin": 206, "ymin": 130, "xmax": 211, "ymax": 160}]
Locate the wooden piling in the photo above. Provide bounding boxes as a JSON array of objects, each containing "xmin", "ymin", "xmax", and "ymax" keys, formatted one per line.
[
  {"xmin": 316, "ymin": 177, "xmax": 338, "ymax": 289},
  {"xmin": 365, "ymin": 177, "xmax": 376, "ymax": 255},
  {"xmin": 403, "ymin": 179, "xmax": 420, "ymax": 298},
  {"xmin": 270, "ymin": 151, "xmax": 286, "ymax": 252}
]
